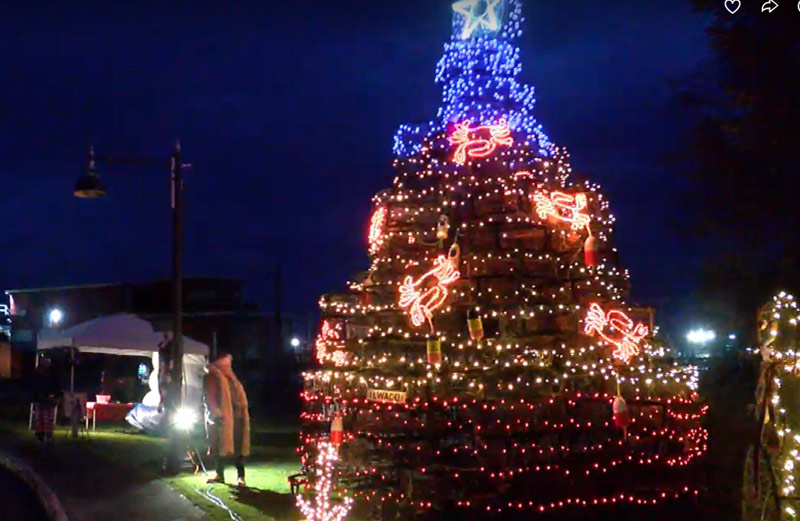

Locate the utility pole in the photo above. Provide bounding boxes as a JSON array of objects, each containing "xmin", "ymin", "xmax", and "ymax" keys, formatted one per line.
[
  {"xmin": 170, "ymin": 140, "xmax": 184, "ymax": 410},
  {"xmin": 73, "ymin": 140, "xmax": 190, "ymax": 472},
  {"xmin": 165, "ymin": 140, "xmax": 185, "ymax": 474}
]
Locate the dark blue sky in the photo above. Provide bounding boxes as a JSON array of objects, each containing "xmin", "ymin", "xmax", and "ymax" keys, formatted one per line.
[{"xmin": 0, "ymin": 1, "xmax": 710, "ymax": 324}]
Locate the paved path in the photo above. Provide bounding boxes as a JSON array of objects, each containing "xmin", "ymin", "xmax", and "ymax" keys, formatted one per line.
[
  {"xmin": 0, "ymin": 465, "xmax": 49, "ymax": 521},
  {"xmin": 67, "ymin": 480, "xmax": 206, "ymax": 521},
  {"xmin": 0, "ymin": 431, "xmax": 208, "ymax": 521}
]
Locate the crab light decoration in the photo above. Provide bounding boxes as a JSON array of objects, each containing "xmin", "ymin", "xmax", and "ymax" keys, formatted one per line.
[
  {"xmin": 449, "ymin": 119, "xmax": 513, "ymax": 165},
  {"xmin": 398, "ymin": 255, "xmax": 460, "ymax": 331},
  {"xmin": 532, "ymin": 191, "xmax": 591, "ymax": 231},
  {"xmin": 584, "ymin": 303, "xmax": 649, "ymax": 363}
]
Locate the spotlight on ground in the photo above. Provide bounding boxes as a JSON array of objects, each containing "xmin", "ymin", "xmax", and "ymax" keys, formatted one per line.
[{"xmin": 173, "ymin": 407, "xmax": 199, "ymax": 432}]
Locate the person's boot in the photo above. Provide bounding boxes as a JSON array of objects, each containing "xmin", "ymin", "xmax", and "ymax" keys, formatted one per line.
[
  {"xmin": 237, "ymin": 477, "xmax": 246, "ymax": 488},
  {"xmin": 206, "ymin": 474, "xmax": 225, "ymax": 484}
]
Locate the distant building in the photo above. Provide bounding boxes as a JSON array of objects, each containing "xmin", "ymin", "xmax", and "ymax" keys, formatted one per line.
[
  {"xmin": 0, "ymin": 333, "xmax": 22, "ymax": 379},
  {"xmin": 4, "ymin": 278, "xmax": 299, "ymax": 405},
  {"xmin": 0, "ymin": 305, "xmax": 20, "ymax": 378}
]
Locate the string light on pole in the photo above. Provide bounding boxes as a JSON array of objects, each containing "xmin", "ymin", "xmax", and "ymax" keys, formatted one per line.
[{"xmin": 296, "ymin": 441, "xmax": 353, "ymax": 521}]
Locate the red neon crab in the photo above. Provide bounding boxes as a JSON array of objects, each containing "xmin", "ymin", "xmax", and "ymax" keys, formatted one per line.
[
  {"xmin": 584, "ymin": 303, "xmax": 649, "ymax": 363},
  {"xmin": 398, "ymin": 255, "xmax": 460, "ymax": 331},
  {"xmin": 532, "ymin": 191, "xmax": 591, "ymax": 231},
  {"xmin": 449, "ymin": 119, "xmax": 513, "ymax": 165}
]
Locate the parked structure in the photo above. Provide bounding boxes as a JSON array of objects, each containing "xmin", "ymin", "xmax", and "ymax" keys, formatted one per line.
[{"xmin": 4, "ymin": 278, "xmax": 298, "ymax": 407}]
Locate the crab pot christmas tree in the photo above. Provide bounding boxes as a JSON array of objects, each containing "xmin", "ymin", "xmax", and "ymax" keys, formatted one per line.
[{"xmin": 298, "ymin": 1, "xmax": 707, "ymax": 518}]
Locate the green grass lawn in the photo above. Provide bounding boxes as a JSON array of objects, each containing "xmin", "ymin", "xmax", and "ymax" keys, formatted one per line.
[
  {"xmin": 168, "ymin": 420, "xmax": 304, "ymax": 521},
  {"xmin": 168, "ymin": 462, "xmax": 302, "ymax": 521},
  {"xmin": 167, "ymin": 422, "xmax": 304, "ymax": 521}
]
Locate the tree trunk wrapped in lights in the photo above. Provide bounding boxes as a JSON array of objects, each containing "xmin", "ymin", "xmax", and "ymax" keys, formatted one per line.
[
  {"xmin": 742, "ymin": 292, "xmax": 800, "ymax": 521},
  {"xmin": 298, "ymin": 1, "xmax": 706, "ymax": 519}
]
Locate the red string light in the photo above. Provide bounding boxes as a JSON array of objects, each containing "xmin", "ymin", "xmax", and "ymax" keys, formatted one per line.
[
  {"xmin": 296, "ymin": 441, "xmax": 353, "ymax": 521},
  {"xmin": 349, "ymin": 487, "xmax": 700, "ymax": 513},
  {"xmin": 299, "ymin": 391, "xmax": 708, "ymax": 489}
]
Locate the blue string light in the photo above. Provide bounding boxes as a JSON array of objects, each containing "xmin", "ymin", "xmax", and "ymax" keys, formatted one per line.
[{"xmin": 393, "ymin": 0, "xmax": 554, "ymax": 159}]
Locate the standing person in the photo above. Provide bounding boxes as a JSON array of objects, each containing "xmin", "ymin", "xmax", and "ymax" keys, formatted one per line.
[
  {"xmin": 203, "ymin": 352, "xmax": 250, "ymax": 486},
  {"xmin": 32, "ymin": 358, "xmax": 59, "ymax": 443}
]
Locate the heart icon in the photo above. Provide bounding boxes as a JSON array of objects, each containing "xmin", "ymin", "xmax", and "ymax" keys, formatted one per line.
[{"xmin": 725, "ymin": 0, "xmax": 742, "ymax": 13}]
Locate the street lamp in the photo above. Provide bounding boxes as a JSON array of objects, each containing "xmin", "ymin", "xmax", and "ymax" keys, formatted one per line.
[
  {"xmin": 48, "ymin": 308, "xmax": 64, "ymax": 327},
  {"xmin": 73, "ymin": 141, "xmax": 188, "ymax": 472},
  {"xmin": 291, "ymin": 337, "xmax": 301, "ymax": 348},
  {"xmin": 73, "ymin": 145, "xmax": 106, "ymax": 198}
]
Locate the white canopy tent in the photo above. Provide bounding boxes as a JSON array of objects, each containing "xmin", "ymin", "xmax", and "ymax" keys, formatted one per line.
[
  {"xmin": 38, "ymin": 313, "xmax": 209, "ymax": 355},
  {"xmin": 37, "ymin": 313, "xmax": 209, "ymax": 414}
]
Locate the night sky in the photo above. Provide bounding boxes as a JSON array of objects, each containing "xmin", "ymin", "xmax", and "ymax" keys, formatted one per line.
[{"xmin": 0, "ymin": 1, "xmax": 710, "ymax": 329}]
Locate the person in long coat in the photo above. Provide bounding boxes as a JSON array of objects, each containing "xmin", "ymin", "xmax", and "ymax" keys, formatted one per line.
[{"xmin": 204, "ymin": 352, "xmax": 250, "ymax": 486}]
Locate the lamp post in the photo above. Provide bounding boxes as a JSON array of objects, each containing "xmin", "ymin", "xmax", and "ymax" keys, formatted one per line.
[{"xmin": 74, "ymin": 141, "xmax": 187, "ymax": 472}]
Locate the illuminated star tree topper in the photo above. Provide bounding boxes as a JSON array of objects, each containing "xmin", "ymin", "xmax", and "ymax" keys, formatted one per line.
[{"xmin": 452, "ymin": 0, "xmax": 506, "ymax": 39}]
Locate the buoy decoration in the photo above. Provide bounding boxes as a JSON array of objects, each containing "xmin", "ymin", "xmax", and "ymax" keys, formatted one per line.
[
  {"xmin": 437, "ymin": 215, "xmax": 450, "ymax": 241},
  {"xmin": 330, "ymin": 414, "xmax": 344, "ymax": 446},
  {"xmin": 427, "ymin": 336, "xmax": 442, "ymax": 365},
  {"xmin": 448, "ymin": 241, "xmax": 461, "ymax": 267},
  {"xmin": 584, "ymin": 235, "xmax": 598, "ymax": 267},
  {"xmin": 468, "ymin": 309, "xmax": 484, "ymax": 340},
  {"xmin": 612, "ymin": 395, "xmax": 631, "ymax": 435}
]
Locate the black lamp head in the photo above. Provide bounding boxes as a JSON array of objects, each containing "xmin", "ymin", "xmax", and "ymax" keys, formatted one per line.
[{"xmin": 74, "ymin": 144, "xmax": 106, "ymax": 199}]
